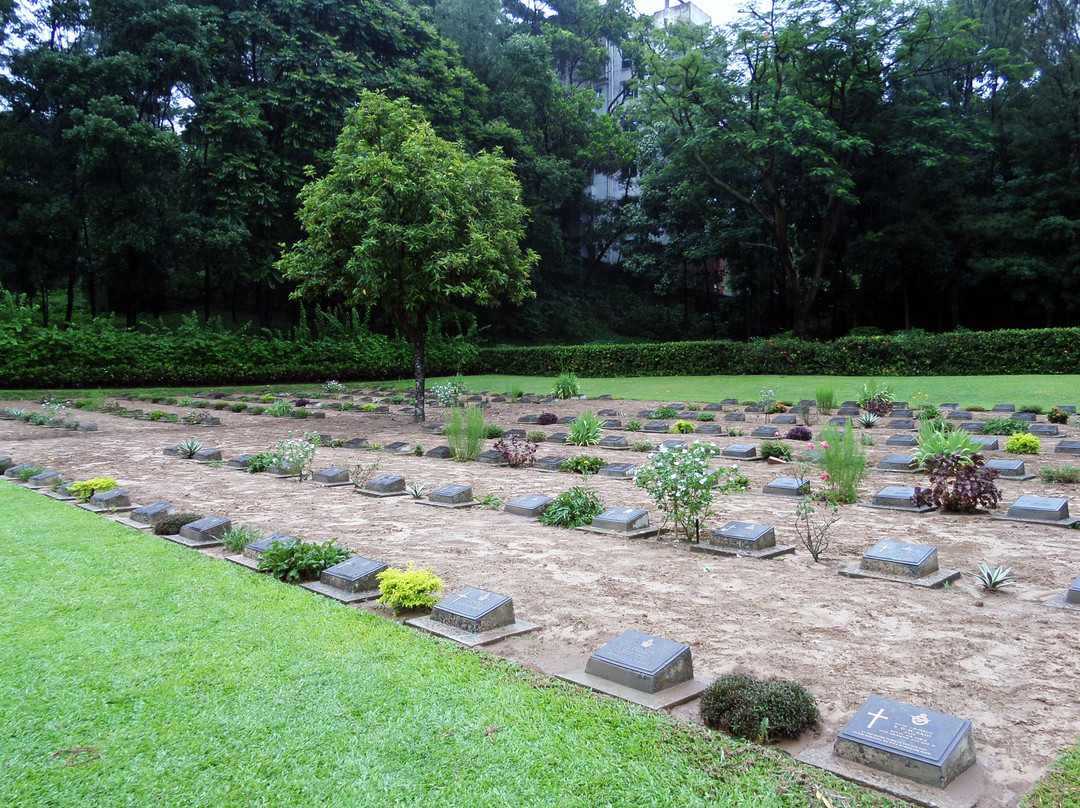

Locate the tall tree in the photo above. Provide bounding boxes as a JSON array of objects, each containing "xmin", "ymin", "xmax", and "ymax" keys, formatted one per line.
[{"xmin": 278, "ymin": 91, "xmax": 536, "ymax": 420}]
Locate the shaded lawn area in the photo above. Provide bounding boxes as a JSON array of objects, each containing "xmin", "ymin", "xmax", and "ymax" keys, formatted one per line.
[{"xmin": 0, "ymin": 484, "xmax": 902, "ymax": 808}]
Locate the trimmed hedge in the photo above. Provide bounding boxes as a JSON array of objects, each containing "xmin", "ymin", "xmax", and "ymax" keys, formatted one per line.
[{"xmin": 474, "ymin": 329, "xmax": 1080, "ymax": 377}]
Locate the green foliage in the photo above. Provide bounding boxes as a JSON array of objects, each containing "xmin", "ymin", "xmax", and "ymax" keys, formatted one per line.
[
  {"xmin": 551, "ymin": 371, "xmax": 580, "ymax": 399},
  {"xmin": 259, "ymin": 538, "xmax": 351, "ymax": 584},
  {"xmin": 981, "ymin": 418, "xmax": 1028, "ymax": 436},
  {"xmin": 816, "ymin": 424, "xmax": 869, "ymax": 504},
  {"xmin": 539, "ymin": 486, "xmax": 604, "ymax": 528},
  {"xmin": 147, "ymin": 410, "xmax": 166, "ymax": 421},
  {"xmin": 914, "ymin": 420, "xmax": 975, "ymax": 465},
  {"xmin": 635, "ymin": 443, "xmax": 747, "ymax": 542},
  {"xmin": 696, "ymin": 412, "xmax": 715, "ymax": 422},
  {"xmin": 1049, "ymin": 407, "xmax": 1070, "ymax": 424},
  {"xmin": 359, "ymin": 403, "xmax": 379, "ymax": 413},
  {"xmin": 1005, "ymin": 433, "xmax": 1041, "ymax": 454},
  {"xmin": 1039, "ymin": 465, "xmax": 1080, "ymax": 483},
  {"xmin": 856, "ymin": 412, "xmax": 879, "ymax": 428},
  {"xmin": 525, "ymin": 430, "xmax": 548, "ymax": 443},
  {"xmin": 625, "ymin": 419, "xmax": 642, "ymax": 431},
  {"xmin": 15, "ymin": 465, "xmax": 43, "ymax": 482},
  {"xmin": 432, "ymin": 374, "xmax": 467, "ymax": 407},
  {"xmin": 631, "ymin": 441, "xmax": 653, "ymax": 452},
  {"xmin": 176, "ymin": 438, "xmax": 204, "ymax": 459},
  {"xmin": 652, "ymin": 406, "xmax": 678, "ymax": 419},
  {"xmin": 969, "ymin": 562, "xmax": 1017, "ymax": 592},
  {"xmin": 229, "ymin": 403, "xmax": 247, "ymax": 413},
  {"xmin": 700, "ymin": 674, "xmax": 819, "ymax": 742},
  {"xmin": 266, "ymin": 436, "xmax": 319, "ymax": 481},
  {"xmin": 914, "ymin": 453, "xmax": 1001, "ymax": 513},
  {"xmin": 559, "ymin": 455, "xmax": 605, "ymax": 475},
  {"xmin": 815, "ymin": 388, "xmax": 835, "ymax": 413},
  {"xmin": 1019, "ymin": 404, "xmax": 1044, "ymax": 414},
  {"xmin": 669, "ymin": 420, "xmax": 696, "ymax": 434},
  {"xmin": 376, "ymin": 562, "xmax": 444, "ymax": 614},
  {"xmin": 445, "ymin": 405, "xmax": 487, "ymax": 462},
  {"xmin": 259, "ymin": 394, "xmax": 277, "ymax": 404},
  {"xmin": 758, "ymin": 440, "xmax": 793, "ymax": 461},
  {"xmin": 67, "ymin": 477, "xmax": 118, "ymax": 503},
  {"xmin": 153, "ymin": 513, "xmax": 202, "ymax": 536},
  {"xmin": 484, "ymin": 424, "xmax": 505, "ymax": 439},
  {"xmin": 220, "ymin": 524, "xmax": 263, "ymax": 554},
  {"xmin": 477, "ymin": 493, "xmax": 502, "ymax": 510},
  {"xmin": 568, "ymin": 411, "xmax": 602, "ymax": 446}
]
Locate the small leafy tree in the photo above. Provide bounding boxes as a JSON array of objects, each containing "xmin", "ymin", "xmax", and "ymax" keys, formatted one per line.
[
  {"xmin": 635, "ymin": 442, "xmax": 748, "ymax": 543},
  {"xmin": 279, "ymin": 91, "xmax": 537, "ymax": 421}
]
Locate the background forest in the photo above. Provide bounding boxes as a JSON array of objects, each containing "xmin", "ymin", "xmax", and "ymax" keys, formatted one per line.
[{"xmin": 2, "ymin": 0, "xmax": 1079, "ymax": 344}]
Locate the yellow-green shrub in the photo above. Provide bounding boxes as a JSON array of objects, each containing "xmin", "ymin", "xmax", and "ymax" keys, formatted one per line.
[
  {"xmin": 376, "ymin": 562, "xmax": 444, "ymax": 613},
  {"xmin": 1005, "ymin": 433, "xmax": 1040, "ymax": 454},
  {"xmin": 67, "ymin": 477, "xmax": 118, "ymax": 503}
]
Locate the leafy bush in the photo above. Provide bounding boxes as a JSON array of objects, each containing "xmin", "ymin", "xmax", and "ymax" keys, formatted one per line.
[
  {"xmin": 537, "ymin": 412, "xmax": 558, "ymax": 426},
  {"xmin": 359, "ymin": 403, "xmax": 378, "ymax": 413},
  {"xmin": 669, "ymin": 420, "xmax": 696, "ymax": 434},
  {"xmin": 1005, "ymin": 433, "xmax": 1041, "ymax": 454},
  {"xmin": 229, "ymin": 402, "xmax": 247, "ymax": 413},
  {"xmin": 816, "ymin": 423, "xmax": 869, "ymax": 504},
  {"xmin": 258, "ymin": 394, "xmax": 277, "ymax": 403},
  {"xmin": 700, "ymin": 674, "xmax": 819, "ymax": 742},
  {"xmin": 624, "ymin": 419, "xmax": 642, "ymax": 431},
  {"xmin": 15, "ymin": 465, "xmax": 44, "ymax": 481},
  {"xmin": 914, "ymin": 452, "xmax": 1001, "ymax": 513},
  {"xmin": 1048, "ymin": 407, "xmax": 1070, "ymax": 424},
  {"xmin": 1019, "ymin": 404, "xmax": 1043, "ymax": 414},
  {"xmin": 696, "ymin": 412, "xmax": 715, "ymax": 422},
  {"xmin": 981, "ymin": 418, "xmax": 1027, "ymax": 436},
  {"xmin": 525, "ymin": 430, "xmax": 548, "ymax": 443},
  {"xmin": 147, "ymin": 410, "xmax": 165, "ymax": 421},
  {"xmin": 432, "ymin": 373, "xmax": 466, "ymax": 406},
  {"xmin": 153, "ymin": 513, "xmax": 202, "ymax": 535},
  {"xmin": 266, "ymin": 399, "xmax": 292, "ymax": 417},
  {"xmin": 568, "ymin": 411, "xmax": 602, "ymax": 446},
  {"xmin": 180, "ymin": 410, "xmax": 213, "ymax": 425},
  {"xmin": 389, "ymin": 394, "xmax": 405, "ymax": 405},
  {"xmin": 653, "ymin": 406, "xmax": 678, "ymax": 419},
  {"xmin": 376, "ymin": 562, "xmax": 444, "ymax": 613},
  {"xmin": 1039, "ymin": 465, "xmax": 1080, "ymax": 483},
  {"xmin": 914, "ymin": 419, "xmax": 974, "ymax": 465},
  {"xmin": 445, "ymin": 405, "xmax": 487, "ymax": 462},
  {"xmin": 559, "ymin": 455, "xmax": 605, "ymax": 475},
  {"xmin": 631, "ymin": 440, "xmax": 653, "ymax": 452},
  {"xmin": 758, "ymin": 440, "xmax": 793, "ymax": 461},
  {"xmin": 67, "ymin": 477, "xmax": 118, "ymax": 503},
  {"xmin": 268, "ymin": 436, "xmax": 318, "ymax": 480},
  {"xmin": 221, "ymin": 524, "xmax": 262, "ymax": 553},
  {"xmin": 259, "ymin": 538, "xmax": 351, "ymax": 583},
  {"xmin": 213, "ymin": 401, "xmax": 228, "ymax": 411},
  {"xmin": 551, "ymin": 371, "xmax": 580, "ymax": 399},
  {"xmin": 857, "ymin": 380, "xmax": 894, "ymax": 417},
  {"xmin": 484, "ymin": 424, "xmax": 505, "ymax": 439},
  {"xmin": 539, "ymin": 486, "xmax": 604, "ymax": 528},
  {"xmin": 784, "ymin": 426, "xmax": 812, "ymax": 441},
  {"xmin": 494, "ymin": 435, "xmax": 538, "ymax": 467}
]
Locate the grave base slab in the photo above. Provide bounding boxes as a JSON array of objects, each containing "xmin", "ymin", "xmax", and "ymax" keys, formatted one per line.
[
  {"xmin": 689, "ymin": 542, "xmax": 796, "ymax": 560},
  {"xmin": 414, "ymin": 499, "xmax": 478, "ymax": 510},
  {"xmin": 573, "ymin": 524, "xmax": 661, "ymax": 541},
  {"xmin": 160, "ymin": 533, "xmax": 224, "ymax": 549},
  {"xmin": 990, "ymin": 514, "xmax": 1080, "ymax": 528},
  {"xmin": 405, "ymin": 615, "xmax": 539, "ymax": 647},
  {"xmin": 42, "ymin": 491, "xmax": 76, "ymax": 501},
  {"xmin": 1043, "ymin": 593, "xmax": 1080, "ymax": 613},
  {"xmin": 355, "ymin": 488, "xmax": 408, "ymax": 498},
  {"xmin": 299, "ymin": 580, "xmax": 381, "ymax": 604},
  {"xmin": 555, "ymin": 670, "xmax": 708, "ymax": 711},
  {"xmin": 77, "ymin": 502, "xmax": 136, "ymax": 514},
  {"xmin": 838, "ymin": 565, "xmax": 961, "ymax": 589},
  {"xmin": 309, "ymin": 480, "xmax": 352, "ymax": 488},
  {"xmin": 860, "ymin": 502, "xmax": 936, "ymax": 514},
  {"xmin": 113, "ymin": 517, "xmax": 155, "ymax": 530},
  {"xmin": 225, "ymin": 554, "xmax": 266, "ymax": 572},
  {"xmin": 795, "ymin": 745, "xmax": 988, "ymax": 808}
]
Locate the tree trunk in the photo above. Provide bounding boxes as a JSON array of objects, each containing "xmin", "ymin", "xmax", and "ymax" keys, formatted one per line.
[
  {"xmin": 412, "ymin": 333, "xmax": 426, "ymax": 423},
  {"xmin": 65, "ymin": 262, "xmax": 76, "ymax": 324}
]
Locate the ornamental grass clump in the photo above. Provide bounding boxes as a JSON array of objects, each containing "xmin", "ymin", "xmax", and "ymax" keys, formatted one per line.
[
  {"xmin": 700, "ymin": 673, "xmax": 819, "ymax": 743},
  {"xmin": 758, "ymin": 440, "xmax": 793, "ymax": 461},
  {"xmin": 568, "ymin": 411, "xmax": 602, "ymax": 446},
  {"xmin": 445, "ymin": 405, "xmax": 487, "ymax": 461},
  {"xmin": 816, "ymin": 421, "xmax": 869, "ymax": 504},
  {"xmin": 220, "ymin": 524, "xmax": 263, "ymax": 553},
  {"xmin": 550, "ymin": 371, "xmax": 580, "ymax": 399},
  {"xmin": 635, "ymin": 443, "xmax": 747, "ymax": 543}
]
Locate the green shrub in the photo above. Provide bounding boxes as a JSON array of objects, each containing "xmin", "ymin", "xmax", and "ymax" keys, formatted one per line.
[
  {"xmin": 696, "ymin": 412, "xmax": 715, "ymax": 422},
  {"xmin": 525, "ymin": 430, "xmax": 548, "ymax": 443},
  {"xmin": 15, "ymin": 465, "xmax": 43, "ymax": 482},
  {"xmin": 266, "ymin": 399, "xmax": 292, "ymax": 417},
  {"xmin": 758, "ymin": 440, "xmax": 793, "ymax": 461},
  {"xmin": 445, "ymin": 405, "xmax": 487, "ymax": 462},
  {"xmin": 390, "ymin": 394, "xmax": 405, "ymax": 405},
  {"xmin": 568, "ymin": 411, "xmax": 602, "ymax": 446},
  {"xmin": 1005, "ymin": 433, "xmax": 1041, "ymax": 454},
  {"xmin": 816, "ymin": 422, "xmax": 869, "ymax": 504},
  {"xmin": 258, "ymin": 538, "xmax": 350, "ymax": 583},
  {"xmin": 685, "ymin": 404, "xmax": 701, "ymax": 411},
  {"xmin": 625, "ymin": 419, "xmax": 642, "ymax": 431},
  {"xmin": 981, "ymin": 418, "xmax": 1028, "ymax": 436},
  {"xmin": 1019, "ymin": 404, "xmax": 1043, "ymax": 414},
  {"xmin": 914, "ymin": 419, "xmax": 974, "ymax": 465},
  {"xmin": 653, "ymin": 406, "xmax": 678, "ymax": 419},
  {"xmin": 153, "ymin": 513, "xmax": 202, "ymax": 535},
  {"xmin": 1049, "ymin": 407, "xmax": 1070, "ymax": 424},
  {"xmin": 631, "ymin": 441, "xmax": 653, "ymax": 452},
  {"xmin": 67, "ymin": 477, "xmax": 118, "ymax": 503},
  {"xmin": 551, "ymin": 371, "xmax": 580, "ymax": 399},
  {"xmin": 484, "ymin": 423, "xmax": 505, "ymax": 439},
  {"xmin": 669, "ymin": 420, "xmax": 696, "ymax": 434},
  {"xmin": 359, "ymin": 403, "xmax": 378, "ymax": 413},
  {"xmin": 815, "ymin": 387, "xmax": 835, "ymax": 412},
  {"xmin": 258, "ymin": 394, "xmax": 277, "ymax": 403},
  {"xmin": 376, "ymin": 562, "xmax": 444, "ymax": 613},
  {"xmin": 559, "ymin": 455, "xmax": 605, "ymax": 475},
  {"xmin": 221, "ymin": 524, "xmax": 262, "ymax": 553},
  {"xmin": 1039, "ymin": 465, "xmax": 1080, "ymax": 483},
  {"xmin": 700, "ymin": 673, "xmax": 819, "ymax": 742},
  {"xmin": 539, "ymin": 486, "xmax": 604, "ymax": 528},
  {"xmin": 147, "ymin": 410, "xmax": 165, "ymax": 421},
  {"xmin": 229, "ymin": 402, "xmax": 247, "ymax": 413},
  {"xmin": 251, "ymin": 405, "xmax": 266, "ymax": 415}
]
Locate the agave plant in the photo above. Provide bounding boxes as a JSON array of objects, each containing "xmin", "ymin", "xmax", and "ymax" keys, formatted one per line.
[
  {"xmin": 969, "ymin": 562, "xmax": 1016, "ymax": 592},
  {"xmin": 177, "ymin": 437, "xmax": 204, "ymax": 459},
  {"xmin": 406, "ymin": 482, "xmax": 430, "ymax": 499},
  {"xmin": 857, "ymin": 412, "xmax": 879, "ymax": 429}
]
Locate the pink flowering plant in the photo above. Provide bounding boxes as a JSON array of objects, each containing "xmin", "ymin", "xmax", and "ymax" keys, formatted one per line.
[{"xmin": 814, "ymin": 421, "xmax": 868, "ymax": 504}]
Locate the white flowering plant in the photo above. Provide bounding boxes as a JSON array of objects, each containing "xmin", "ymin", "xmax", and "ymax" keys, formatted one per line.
[
  {"xmin": 270, "ymin": 434, "xmax": 318, "ymax": 481},
  {"xmin": 634, "ymin": 442, "xmax": 749, "ymax": 543}
]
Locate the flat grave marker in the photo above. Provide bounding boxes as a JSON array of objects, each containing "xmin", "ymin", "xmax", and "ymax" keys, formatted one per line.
[
  {"xmin": 969, "ymin": 436, "xmax": 999, "ymax": 451},
  {"xmin": 957, "ymin": 422, "xmax": 984, "ymax": 433},
  {"xmin": 891, "ymin": 409, "xmax": 914, "ymax": 418},
  {"xmin": 837, "ymin": 406, "xmax": 861, "ymax": 416},
  {"xmin": 691, "ymin": 520, "xmax": 794, "ymax": 559},
  {"xmin": 546, "ymin": 432, "xmax": 570, "ymax": 444},
  {"xmin": 357, "ymin": 474, "xmax": 407, "ymax": 498},
  {"xmin": 840, "ymin": 539, "xmax": 959, "ymax": 588},
  {"xmin": 992, "ymin": 404, "xmax": 1016, "ymax": 412},
  {"xmin": 226, "ymin": 532, "xmax": 294, "ymax": 571},
  {"xmin": 116, "ymin": 501, "xmax": 176, "ymax": 530},
  {"xmin": 0, "ymin": 457, "xmax": 13, "ymax": 473},
  {"xmin": 722, "ymin": 444, "xmax": 758, "ymax": 460},
  {"xmin": 762, "ymin": 477, "xmax": 809, "ymax": 497},
  {"xmin": 26, "ymin": 470, "xmax": 62, "ymax": 488},
  {"xmin": 773, "ymin": 414, "xmax": 797, "ymax": 425},
  {"xmin": 886, "ymin": 435, "xmax": 918, "ymax": 448},
  {"xmin": 419, "ymin": 484, "xmax": 476, "ymax": 509},
  {"xmin": 995, "ymin": 495, "xmax": 1079, "ymax": 527},
  {"xmin": 887, "ymin": 419, "xmax": 915, "ymax": 430},
  {"xmin": 876, "ymin": 454, "xmax": 918, "ymax": 473},
  {"xmin": 1045, "ymin": 572, "xmax": 1080, "ymax": 612},
  {"xmin": 866, "ymin": 485, "xmax": 934, "ymax": 513},
  {"xmin": 475, "ymin": 449, "xmax": 507, "ymax": 466},
  {"xmin": 1013, "ymin": 412, "xmax": 1037, "ymax": 423},
  {"xmin": 557, "ymin": 629, "xmax": 708, "ymax": 710},
  {"xmin": 1028, "ymin": 424, "xmax": 1059, "ymax": 436},
  {"xmin": 643, "ymin": 421, "xmax": 670, "ymax": 433},
  {"xmin": 533, "ymin": 456, "xmax": 567, "ymax": 473},
  {"xmin": 695, "ymin": 424, "xmax": 722, "ymax": 435},
  {"xmin": 83, "ymin": 488, "xmax": 133, "ymax": 513},
  {"xmin": 342, "ymin": 438, "xmax": 369, "ymax": 449},
  {"xmin": 1054, "ymin": 440, "xmax": 1080, "ymax": 456},
  {"xmin": 407, "ymin": 587, "xmax": 539, "ymax": 647},
  {"xmin": 311, "ymin": 467, "xmax": 351, "ymax": 487},
  {"xmin": 300, "ymin": 555, "xmax": 386, "ymax": 603},
  {"xmin": 384, "ymin": 442, "xmax": 413, "ymax": 455},
  {"xmin": 598, "ymin": 435, "xmax": 630, "ymax": 450},
  {"xmin": 504, "ymin": 494, "xmax": 553, "ymax": 519},
  {"xmin": 723, "ymin": 413, "xmax": 746, "ymax": 422},
  {"xmin": 169, "ymin": 515, "xmax": 231, "ymax": 548},
  {"xmin": 659, "ymin": 440, "xmax": 688, "ymax": 451},
  {"xmin": 193, "ymin": 448, "xmax": 223, "ymax": 463},
  {"xmin": 425, "ymin": 446, "xmax": 453, "ymax": 459},
  {"xmin": 984, "ymin": 459, "xmax": 1033, "ymax": 480},
  {"xmin": 600, "ymin": 419, "xmax": 622, "ymax": 429},
  {"xmin": 578, "ymin": 506, "xmax": 658, "ymax": 539},
  {"xmin": 226, "ymin": 454, "xmax": 256, "ymax": 470},
  {"xmin": 597, "ymin": 462, "xmax": 636, "ymax": 480},
  {"xmin": 752, "ymin": 427, "xmax": 781, "ymax": 438}
]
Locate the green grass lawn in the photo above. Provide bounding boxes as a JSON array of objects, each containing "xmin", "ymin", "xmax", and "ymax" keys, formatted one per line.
[{"xmin": 0, "ymin": 483, "xmax": 905, "ymax": 808}]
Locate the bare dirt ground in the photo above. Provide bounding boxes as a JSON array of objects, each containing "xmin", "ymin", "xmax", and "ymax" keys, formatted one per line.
[{"xmin": 3, "ymin": 392, "xmax": 1079, "ymax": 807}]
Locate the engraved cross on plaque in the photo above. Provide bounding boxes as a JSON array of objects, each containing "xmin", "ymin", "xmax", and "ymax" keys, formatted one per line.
[
  {"xmin": 452, "ymin": 593, "xmax": 469, "ymax": 603},
  {"xmin": 866, "ymin": 708, "xmax": 889, "ymax": 729}
]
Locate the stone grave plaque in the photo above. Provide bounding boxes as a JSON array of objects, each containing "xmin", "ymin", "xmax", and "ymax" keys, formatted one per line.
[
  {"xmin": 425, "ymin": 446, "xmax": 453, "ymax": 459},
  {"xmin": 585, "ymin": 630, "xmax": 694, "ymax": 695},
  {"xmin": 722, "ymin": 444, "xmax": 757, "ymax": 460},
  {"xmin": 175, "ymin": 515, "xmax": 230, "ymax": 547},
  {"xmin": 534, "ymin": 456, "xmax": 567, "ymax": 473},
  {"xmin": 591, "ymin": 507, "xmax": 649, "ymax": 532},
  {"xmin": 557, "ymin": 416, "xmax": 576, "ymax": 424},
  {"xmin": 502, "ymin": 429, "xmax": 527, "ymax": 439},
  {"xmin": 598, "ymin": 462, "xmax": 636, "ymax": 479},
  {"xmin": 1001, "ymin": 495, "xmax": 1077, "ymax": 526},
  {"xmin": 773, "ymin": 414, "xmax": 797, "ymax": 425},
  {"xmin": 958, "ymin": 422, "xmax": 984, "ymax": 433},
  {"xmin": 384, "ymin": 442, "xmax": 413, "ymax": 455},
  {"xmin": 27, "ymin": 470, "xmax": 62, "ymax": 487},
  {"xmin": 946, "ymin": 411, "xmax": 972, "ymax": 420},
  {"xmin": 193, "ymin": 448, "xmax": 222, "ymax": 463},
  {"xmin": 361, "ymin": 474, "xmax": 406, "ymax": 496},
  {"xmin": 887, "ymin": 419, "xmax": 915, "ymax": 430},
  {"xmin": 1067, "ymin": 573, "xmax": 1080, "ymax": 605},
  {"xmin": 301, "ymin": 555, "xmax": 386, "ymax": 603},
  {"xmin": 428, "ymin": 484, "xmax": 474, "ymax": 505},
  {"xmin": 659, "ymin": 440, "xmax": 688, "ymax": 451},
  {"xmin": 703, "ymin": 403, "xmax": 724, "ymax": 411},
  {"xmin": 762, "ymin": 477, "xmax": 809, "ymax": 497},
  {"xmin": 788, "ymin": 406, "xmax": 809, "ymax": 414},
  {"xmin": 643, "ymin": 421, "xmax": 670, "ymax": 433},
  {"xmin": 969, "ymin": 437, "xmax": 999, "ymax": 451},
  {"xmin": 721, "ymin": 398, "xmax": 739, "ymax": 406},
  {"xmin": 504, "ymin": 494, "xmax": 553, "ymax": 518},
  {"xmin": 597, "ymin": 409, "xmax": 617, "ymax": 416},
  {"xmin": 421, "ymin": 422, "xmax": 444, "ymax": 433},
  {"xmin": 878, "ymin": 454, "xmax": 917, "ymax": 473},
  {"xmin": 666, "ymin": 402, "xmax": 686, "ymax": 410},
  {"xmin": 599, "ymin": 435, "xmax": 629, "ymax": 450},
  {"xmin": 695, "ymin": 425, "xmax": 722, "ymax": 435},
  {"xmin": 676, "ymin": 412, "xmax": 698, "ymax": 421},
  {"xmin": 1055, "ymin": 405, "xmax": 1077, "ymax": 413},
  {"xmin": 0, "ymin": 457, "xmax": 13, "ymax": 473},
  {"xmin": 637, "ymin": 409, "xmax": 654, "ymax": 418},
  {"xmin": 985, "ymin": 459, "xmax": 1030, "ymax": 479},
  {"xmin": 860, "ymin": 540, "xmax": 939, "ymax": 578},
  {"xmin": 828, "ymin": 417, "xmax": 847, "ymax": 426},
  {"xmin": 723, "ymin": 413, "xmax": 746, "ymax": 422},
  {"xmin": 1056, "ymin": 440, "xmax": 1080, "ymax": 455},
  {"xmin": 230, "ymin": 533, "xmax": 290, "ymax": 570},
  {"xmin": 596, "ymin": 394, "xmax": 613, "ymax": 400},
  {"xmin": 705, "ymin": 521, "xmax": 785, "ymax": 554},
  {"xmin": 78, "ymin": 423, "xmax": 98, "ymax": 432},
  {"xmin": 87, "ymin": 489, "xmax": 131, "ymax": 511},
  {"xmin": 869, "ymin": 485, "xmax": 932, "ymax": 512},
  {"xmin": 992, "ymin": 404, "xmax": 1016, "ymax": 412},
  {"xmin": 312, "ymin": 467, "xmax": 350, "ymax": 486},
  {"xmin": 745, "ymin": 405, "xmax": 765, "ymax": 413},
  {"xmin": 600, "ymin": 419, "xmax": 623, "ymax": 429},
  {"xmin": 940, "ymin": 403, "xmax": 958, "ymax": 410},
  {"xmin": 834, "ymin": 696, "xmax": 976, "ymax": 788},
  {"xmin": 432, "ymin": 587, "xmax": 514, "ymax": 633},
  {"xmin": 129, "ymin": 501, "xmax": 175, "ymax": 527},
  {"xmin": 342, "ymin": 438, "xmax": 369, "ymax": 449},
  {"xmin": 837, "ymin": 406, "xmax": 861, "ymax": 416},
  {"xmin": 475, "ymin": 449, "xmax": 507, "ymax": 466},
  {"xmin": 1013, "ymin": 412, "xmax": 1037, "ymax": 423},
  {"xmin": 546, "ymin": 432, "xmax": 570, "ymax": 444},
  {"xmin": 891, "ymin": 409, "xmax": 914, "ymax": 418},
  {"xmin": 1029, "ymin": 424, "xmax": 1058, "ymax": 436},
  {"xmin": 752, "ymin": 427, "xmax": 780, "ymax": 438},
  {"xmin": 226, "ymin": 454, "xmax": 256, "ymax": 469}
]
